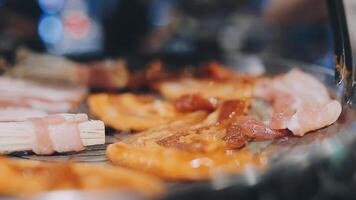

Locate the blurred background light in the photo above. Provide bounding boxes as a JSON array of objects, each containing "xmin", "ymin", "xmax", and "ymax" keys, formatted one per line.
[
  {"xmin": 149, "ymin": 0, "xmax": 175, "ymax": 26},
  {"xmin": 61, "ymin": 0, "xmax": 88, "ymax": 15},
  {"xmin": 63, "ymin": 11, "xmax": 91, "ymax": 39},
  {"xmin": 38, "ymin": 15, "xmax": 63, "ymax": 44},
  {"xmin": 38, "ymin": 0, "xmax": 65, "ymax": 14}
]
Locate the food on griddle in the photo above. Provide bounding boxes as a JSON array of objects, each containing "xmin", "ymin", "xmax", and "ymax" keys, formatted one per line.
[
  {"xmin": 152, "ymin": 62, "xmax": 254, "ymax": 100},
  {"xmin": 254, "ymin": 69, "xmax": 342, "ymax": 136},
  {"xmin": 196, "ymin": 61, "xmax": 243, "ymax": 81},
  {"xmin": 154, "ymin": 78, "xmax": 253, "ymax": 100},
  {"xmin": 10, "ymin": 48, "xmax": 129, "ymax": 89},
  {"xmin": 88, "ymin": 62, "xmax": 256, "ymax": 131},
  {"xmin": 106, "ymin": 67, "xmax": 341, "ymax": 180},
  {"xmin": 88, "ymin": 93, "xmax": 181, "ymax": 131},
  {"xmin": 127, "ymin": 60, "xmax": 171, "ymax": 89},
  {"xmin": 86, "ymin": 59, "xmax": 129, "ymax": 90},
  {"xmin": 0, "ymin": 53, "xmax": 341, "ymax": 187},
  {"xmin": 11, "ymin": 48, "xmax": 84, "ymax": 84},
  {"xmin": 0, "ymin": 113, "xmax": 104, "ymax": 155},
  {"xmin": 127, "ymin": 60, "xmax": 248, "ymax": 90},
  {"xmin": 88, "ymin": 92, "xmax": 223, "ymax": 131},
  {"xmin": 0, "ymin": 77, "xmax": 86, "ymax": 113},
  {"xmin": 107, "ymin": 101, "xmax": 272, "ymax": 180},
  {"xmin": 0, "ymin": 107, "xmax": 47, "ymax": 122},
  {"xmin": 173, "ymin": 94, "xmax": 218, "ymax": 113},
  {"xmin": 0, "ymin": 157, "xmax": 164, "ymax": 196}
]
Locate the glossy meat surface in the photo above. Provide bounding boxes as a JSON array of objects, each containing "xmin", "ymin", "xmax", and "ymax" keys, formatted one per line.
[{"xmin": 0, "ymin": 157, "xmax": 164, "ymax": 196}]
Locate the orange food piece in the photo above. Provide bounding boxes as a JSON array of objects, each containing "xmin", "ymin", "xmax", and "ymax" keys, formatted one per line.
[
  {"xmin": 88, "ymin": 93, "xmax": 180, "ymax": 131},
  {"xmin": 155, "ymin": 78, "xmax": 254, "ymax": 100},
  {"xmin": 224, "ymin": 116, "xmax": 289, "ymax": 149},
  {"xmin": 107, "ymin": 107, "xmax": 267, "ymax": 180},
  {"xmin": 197, "ymin": 61, "xmax": 238, "ymax": 81},
  {"xmin": 173, "ymin": 94, "xmax": 217, "ymax": 113},
  {"xmin": 0, "ymin": 157, "xmax": 164, "ymax": 196},
  {"xmin": 217, "ymin": 100, "xmax": 248, "ymax": 122}
]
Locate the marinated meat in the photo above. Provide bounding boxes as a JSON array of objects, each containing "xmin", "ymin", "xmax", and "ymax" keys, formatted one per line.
[
  {"xmin": 224, "ymin": 116, "xmax": 289, "ymax": 149},
  {"xmin": 196, "ymin": 61, "xmax": 238, "ymax": 81},
  {"xmin": 107, "ymin": 102, "xmax": 271, "ymax": 180},
  {"xmin": 155, "ymin": 78, "xmax": 254, "ymax": 100},
  {"xmin": 128, "ymin": 61, "xmax": 171, "ymax": 89},
  {"xmin": 0, "ymin": 157, "xmax": 164, "ymax": 196},
  {"xmin": 217, "ymin": 100, "xmax": 248, "ymax": 122},
  {"xmin": 173, "ymin": 94, "xmax": 217, "ymax": 113},
  {"xmin": 88, "ymin": 93, "xmax": 180, "ymax": 131}
]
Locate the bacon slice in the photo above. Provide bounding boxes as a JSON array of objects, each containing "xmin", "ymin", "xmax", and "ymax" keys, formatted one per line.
[
  {"xmin": 255, "ymin": 69, "xmax": 342, "ymax": 136},
  {"xmin": 30, "ymin": 114, "xmax": 87, "ymax": 154},
  {"xmin": 287, "ymin": 100, "xmax": 341, "ymax": 136},
  {"xmin": 0, "ymin": 113, "xmax": 104, "ymax": 155},
  {"xmin": 0, "ymin": 77, "xmax": 86, "ymax": 113},
  {"xmin": 0, "ymin": 108, "xmax": 47, "ymax": 122}
]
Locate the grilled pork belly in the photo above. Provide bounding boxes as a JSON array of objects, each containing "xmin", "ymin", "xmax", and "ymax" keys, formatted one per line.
[
  {"xmin": 107, "ymin": 101, "xmax": 272, "ymax": 180},
  {"xmin": 255, "ymin": 69, "xmax": 342, "ymax": 136},
  {"xmin": 0, "ymin": 157, "xmax": 164, "ymax": 196}
]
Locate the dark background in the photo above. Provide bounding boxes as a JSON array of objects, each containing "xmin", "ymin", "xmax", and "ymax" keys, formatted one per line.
[{"xmin": 0, "ymin": 0, "xmax": 333, "ymax": 69}]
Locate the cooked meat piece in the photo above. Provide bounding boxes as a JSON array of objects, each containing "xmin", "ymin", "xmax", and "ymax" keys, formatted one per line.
[
  {"xmin": 106, "ymin": 68, "xmax": 342, "ymax": 180},
  {"xmin": 88, "ymin": 93, "xmax": 181, "ymax": 131},
  {"xmin": 87, "ymin": 59, "xmax": 129, "ymax": 89},
  {"xmin": 224, "ymin": 116, "xmax": 289, "ymax": 149},
  {"xmin": 217, "ymin": 100, "xmax": 248, "ymax": 122},
  {"xmin": 255, "ymin": 69, "xmax": 342, "ymax": 136},
  {"xmin": 0, "ymin": 157, "xmax": 164, "ymax": 196},
  {"xmin": 173, "ymin": 94, "xmax": 218, "ymax": 113},
  {"xmin": 107, "ymin": 137, "xmax": 266, "ymax": 181},
  {"xmin": 128, "ymin": 60, "xmax": 171, "ymax": 89},
  {"xmin": 107, "ymin": 102, "xmax": 269, "ymax": 180},
  {"xmin": 155, "ymin": 78, "xmax": 254, "ymax": 100},
  {"xmin": 196, "ymin": 61, "xmax": 238, "ymax": 81}
]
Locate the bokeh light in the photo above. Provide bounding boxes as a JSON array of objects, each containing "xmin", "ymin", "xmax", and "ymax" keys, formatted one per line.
[
  {"xmin": 38, "ymin": 15, "xmax": 63, "ymax": 44},
  {"xmin": 38, "ymin": 0, "xmax": 65, "ymax": 14},
  {"xmin": 63, "ymin": 11, "xmax": 91, "ymax": 39}
]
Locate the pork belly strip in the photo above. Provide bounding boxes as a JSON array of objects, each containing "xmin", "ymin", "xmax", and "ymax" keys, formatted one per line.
[
  {"xmin": 0, "ymin": 107, "xmax": 47, "ymax": 122},
  {"xmin": 255, "ymin": 68, "xmax": 342, "ymax": 136},
  {"xmin": 0, "ymin": 113, "xmax": 105, "ymax": 155},
  {"xmin": 0, "ymin": 77, "xmax": 86, "ymax": 113}
]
